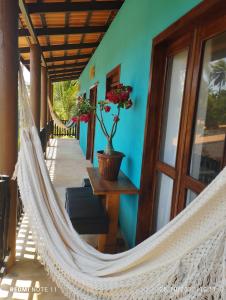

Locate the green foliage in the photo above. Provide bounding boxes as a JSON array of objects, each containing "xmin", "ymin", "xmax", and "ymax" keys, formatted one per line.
[
  {"xmin": 210, "ymin": 60, "xmax": 226, "ymax": 94},
  {"xmin": 71, "ymin": 96, "xmax": 95, "ymax": 116},
  {"xmin": 205, "ymin": 91, "xmax": 226, "ymax": 129},
  {"xmin": 203, "ymin": 59, "xmax": 226, "ymax": 129},
  {"xmin": 53, "ymin": 80, "xmax": 79, "ymax": 120}
]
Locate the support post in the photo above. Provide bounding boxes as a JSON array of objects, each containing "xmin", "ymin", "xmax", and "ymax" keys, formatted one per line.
[
  {"xmin": 0, "ymin": 0, "xmax": 19, "ymax": 268},
  {"xmin": 47, "ymin": 77, "xmax": 50, "ymax": 122},
  {"xmin": 41, "ymin": 66, "xmax": 47, "ymax": 129},
  {"xmin": 30, "ymin": 44, "xmax": 41, "ymax": 131},
  {"xmin": 48, "ymin": 79, "xmax": 53, "ymax": 121}
]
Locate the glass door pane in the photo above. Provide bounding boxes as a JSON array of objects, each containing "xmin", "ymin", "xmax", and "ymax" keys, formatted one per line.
[
  {"xmin": 190, "ymin": 31, "xmax": 226, "ymax": 184},
  {"xmin": 155, "ymin": 173, "xmax": 174, "ymax": 230},
  {"xmin": 186, "ymin": 190, "xmax": 198, "ymax": 206},
  {"xmin": 155, "ymin": 48, "xmax": 189, "ymax": 231},
  {"xmin": 160, "ymin": 49, "xmax": 188, "ymax": 167}
]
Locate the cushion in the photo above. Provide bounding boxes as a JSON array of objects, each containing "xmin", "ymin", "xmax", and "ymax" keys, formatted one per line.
[{"xmin": 65, "ymin": 187, "xmax": 108, "ymax": 234}]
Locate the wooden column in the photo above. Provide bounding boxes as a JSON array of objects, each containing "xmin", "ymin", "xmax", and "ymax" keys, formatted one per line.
[
  {"xmin": 0, "ymin": 0, "xmax": 19, "ymax": 267},
  {"xmin": 47, "ymin": 77, "xmax": 50, "ymax": 122},
  {"xmin": 30, "ymin": 44, "xmax": 41, "ymax": 131},
  {"xmin": 41, "ymin": 66, "xmax": 47, "ymax": 129},
  {"xmin": 48, "ymin": 79, "xmax": 53, "ymax": 121}
]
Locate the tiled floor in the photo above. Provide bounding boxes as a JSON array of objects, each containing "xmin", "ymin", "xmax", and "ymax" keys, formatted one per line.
[{"xmin": 0, "ymin": 138, "xmax": 92, "ymax": 300}]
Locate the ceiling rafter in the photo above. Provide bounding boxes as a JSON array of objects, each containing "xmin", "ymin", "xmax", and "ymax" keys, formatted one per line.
[
  {"xmin": 49, "ymin": 70, "xmax": 81, "ymax": 78},
  {"xmin": 75, "ymin": 0, "xmax": 96, "ymax": 70},
  {"xmin": 48, "ymin": 68, "xmax": 83, "ymax": 75},
  {"xmin": 19, "ymin": 26, "xmax": 108, "ymax": 37},
  {"xmin": 19, "ymin": 0, "xmax": 124, "ymax": 81},
  {"xmin": 26, "ymin": 1, "xmax": 123, "ymax": 14},
  {"xmin": 19, "ymin": 42, "xmax": 99, "ymax": 53},
  {"xmin": 52, "ymin": 78, "xmax": 79, "ymax": 83},
  {"xmin": 60, "ymin": 0, "xmax": 71, "ymax": 78},
  {"xmin": 46, "ymin": 62, "xmax": 87, "ymax": 70},
  {"xmin": 38, "ymin": 0, "xmax": 54, "ymax": 66},
  {"xmin": 19, "ymin": 0, "xmax": 46, "ymax": 66},
  {"xmin": 51, "ymin": 74, "xmax": 79, "ymax": 81},
  {"xmin": 45, "ymin": 53, "xmax": 90, "ymax": 63}
]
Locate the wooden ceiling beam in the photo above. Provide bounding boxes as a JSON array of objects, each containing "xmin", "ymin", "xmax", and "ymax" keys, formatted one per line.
[
  {"xmin": 45, "ymin": 53, "xmax": 90, "ymax": 63},
  {"xmin": 19, "ymin": 42, "xmax": 99, "ymax": 53},
  {"xmin": 26, "ymin": 1, "xmax": 123, "ymax": 14},
  {"xmin": 19, "ymin": 25, "xmax": 108, "ymax": 37},
  {"xmin": 49, "ymin": 71, "xmax": 81, "ymax": 78},
  {"xmin": 48, "ymin": 68, "xmax": 82, "ymax": 75},
  {"xmin": 46, "ymin": 62, "xmax": 86, "ymax": 70},
  {"xmin": 24, "ymin": 54, "xmax": 89, "ymax": 65},
  {"xmin": 19, "ymin": 0, "xmax": 46, "ymax": 66},
  {"xmin": 51, "ymin": 75, "xmax": 79, "ymax": 82}
]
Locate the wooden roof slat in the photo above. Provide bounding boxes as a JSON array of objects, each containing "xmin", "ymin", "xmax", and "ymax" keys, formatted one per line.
[
  {"xmin": 52, "ymin": 78, "xmax": 78, "ymax": 83},
  {"xmin": 19, "ymin": 0, "xmax": 124, "ymax": 72},
  {"xmin": 47, "ymin": 62, "xmax": 86, "ymax": 70},
  {"xmin": 45, "ymin": 53, "xmax": 90, "ymax": 63},
  {"xmin": 19, "ymin": 0, "xmax": 46, "ymax": 66},
  {"xmin": 19, "ymin": 25, "xmax": 108, "ymax": 36},
  {"xmin": 49, "ymin": 67, "xmax": 83, "ymax": 75},
  {"xmin": 26, "ymin": 1, "xmax": 123, "ymax": 14},
  {"xmin": 51, "ymin": 75, "xmax": 79, "ymax": 81},
  {"xmin": 49, "ymin": 70, "xmax": 81, "ymax": 77},
  {"xmin": 19, "ymin": 41, "xmax": 98, "ymax": 53},
  {"xmin": 49, "ymin": 69, "xmax": 82, "ymax": 75}
]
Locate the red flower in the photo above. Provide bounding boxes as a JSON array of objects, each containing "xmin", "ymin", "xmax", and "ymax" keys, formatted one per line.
[
  {"xmin": 125, "ymin": 99, "xmax": 133, "ymax": 109},
  {"xmin": 126, "ymin": 86, "xmax": 133, "ymax": 93},
  {"xmin": 107, "ymin": 91, "xmax": 120, "ymax": 104},
  {"xmin": 120, "ymin": 91, "xmax": 130, "ymax": 102},
  {"xmin": 117, "ymin": 83, "xmax": 124, "ymax": 89},
  {"xmin": 71, "ymin": 116, "xmax": 78, "ymax": 123},
  {"xmin": 80, "ymin": 114, "xmax": 90, "ymax": 123},
  {"xmin": 104, "ymin": 105, "xmax": 111, "ymax": 112},
  {"xmin": 114, "ymin": 115, "xmax": 120, "ymax": 123}
]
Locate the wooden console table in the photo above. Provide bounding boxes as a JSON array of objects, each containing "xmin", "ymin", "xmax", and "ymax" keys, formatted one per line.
[{"xmin": 87, "ymin": 167, "xmax": 139, "ymax": 253}]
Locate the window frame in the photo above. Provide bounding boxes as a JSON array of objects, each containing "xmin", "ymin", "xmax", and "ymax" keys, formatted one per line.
[{"xmin": 106, "ymin": 65, "xmax": 121, "ymax": 95}]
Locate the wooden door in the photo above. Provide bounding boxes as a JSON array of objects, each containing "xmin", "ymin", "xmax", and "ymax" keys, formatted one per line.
[
  {"xmin": 137, "ymin": 3, "xmax": 226, "ymax": 243},
  {"xmin": 86, "ymin": 85, "xmax": 97, "ymax": 163}
]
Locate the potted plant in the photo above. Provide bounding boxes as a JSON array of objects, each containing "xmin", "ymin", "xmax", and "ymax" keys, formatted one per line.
[{"xmin": 72, "ymin": 83, "xmax": 133, "ymax": 181}]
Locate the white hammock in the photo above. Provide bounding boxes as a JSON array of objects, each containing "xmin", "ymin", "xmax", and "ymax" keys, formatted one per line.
[
  {"xmin": 15, "ymin": 66, "xmax": 226, "ymax": 299},
  {"xmin": 48, "ymin": 98, "xmax": 75, "ymax": 130}
]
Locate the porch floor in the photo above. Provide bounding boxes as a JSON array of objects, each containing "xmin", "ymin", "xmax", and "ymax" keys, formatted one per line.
[{"xmin": 0, "ymin": 138, "xmax": 93, "ymax": 300}]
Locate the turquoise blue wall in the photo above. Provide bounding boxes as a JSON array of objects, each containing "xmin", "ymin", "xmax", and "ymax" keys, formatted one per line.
[{"xmin": 79, "ymin": 0, "xmax": 202, "ymax": 247}]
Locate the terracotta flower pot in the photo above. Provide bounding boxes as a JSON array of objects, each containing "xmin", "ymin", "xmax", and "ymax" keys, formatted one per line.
[{"xmin": 97, "ymin": 151, "xmax": 125, "ymax": 181}]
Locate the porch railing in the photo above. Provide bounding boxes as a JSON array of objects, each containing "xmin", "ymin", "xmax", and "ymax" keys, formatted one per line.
[
  {"xmin": 53, "ymin": 120, "xmax": 77, "ymax": 138},
  {"xmin": 0, "ymin": 175, "xmax": 10, "ymax": 275}
]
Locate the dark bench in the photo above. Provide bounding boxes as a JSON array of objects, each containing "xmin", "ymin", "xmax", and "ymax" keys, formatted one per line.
[{"xmin": 65, "ymin": 185, "xmax": 109, "ymax": 235}]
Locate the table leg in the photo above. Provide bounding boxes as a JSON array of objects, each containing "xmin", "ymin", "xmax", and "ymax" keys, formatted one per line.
[
  {"xmin": 97, "ymin": 234, "xmax": 107, "ymax": 252},
  {"xmin": 104, "ymin": 194, "xmax": 120, "ymax": 253}
]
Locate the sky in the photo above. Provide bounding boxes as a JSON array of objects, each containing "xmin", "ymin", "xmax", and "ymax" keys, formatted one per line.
[{"xmin": 23, "ymin": 65, "xmax": 30, "ymax": 84}]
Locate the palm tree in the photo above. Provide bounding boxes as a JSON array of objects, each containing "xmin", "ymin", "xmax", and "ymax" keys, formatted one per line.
[
  {"xmin": 53, "ymin": 80, "xmax": 79, "ymax": 120},
  {"xmin": 210, "ymin": 60, "xmax": 226, "ymax": 94}
]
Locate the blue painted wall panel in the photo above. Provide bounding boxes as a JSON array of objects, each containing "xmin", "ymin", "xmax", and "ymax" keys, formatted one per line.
[{"xmin": 79, "ymin": 0, "xmax": 202, "ymax": 247}]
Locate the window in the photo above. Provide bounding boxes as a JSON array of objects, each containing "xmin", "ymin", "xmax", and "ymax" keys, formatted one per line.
[{"xmin": 106, "ymin": 65, "xmax": 120, "ymax": 94}]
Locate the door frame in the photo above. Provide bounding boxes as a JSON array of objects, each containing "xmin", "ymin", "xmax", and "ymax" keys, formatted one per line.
[
  {"xmin": 136, "ymin": 0, "xmax": 226, "ymax": 244},
  {"xmin": 86, "ymin": 83, "xmax": 98, "ymax": 163}
]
